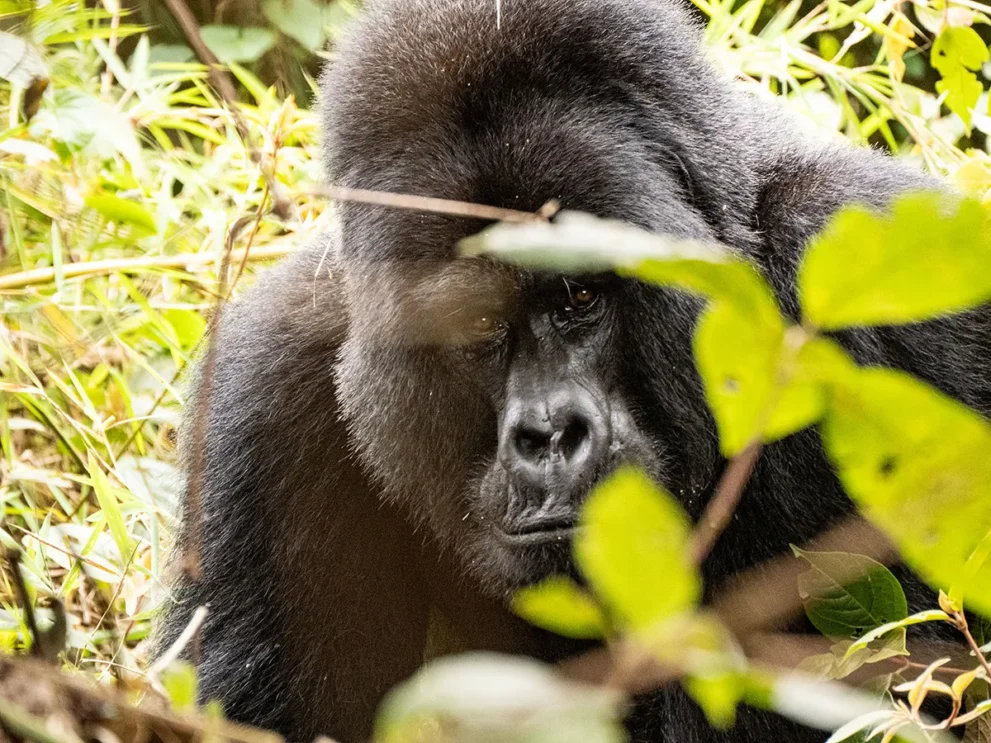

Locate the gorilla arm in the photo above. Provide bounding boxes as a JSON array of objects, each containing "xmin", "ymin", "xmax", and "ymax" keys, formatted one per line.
[{"xmin": 158, "ymin": 235, "xmax": 430, "ymax": 742}]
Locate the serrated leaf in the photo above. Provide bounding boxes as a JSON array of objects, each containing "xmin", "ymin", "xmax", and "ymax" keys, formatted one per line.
[
  {"xmin": 821, "ymin": 367, "xmax": 991, "ymax": 618},
  {"xmin": 85, "ymin": 193, "xmax": 156, "ymax": 235},
  {"xmin": 932, "ymin": 27, "xmax": 989, "ymax": 130},
  {"xmin": 792, "ymin": 548, "xmax": 907, "ymax": 640},
  {"xmin": 199, "ymin": 25, "xmax": 276, "ymax": 64},
  {"xmin": 799, "ymin": 193, "xmax": 991, "ymax": 330},
  {"xmin": 575, "ymin": 467, "xmax": 700, "ymax": 630},
  {"xmin": 512, "ymin": 576, "xmax": 608, "ymax": 639}
]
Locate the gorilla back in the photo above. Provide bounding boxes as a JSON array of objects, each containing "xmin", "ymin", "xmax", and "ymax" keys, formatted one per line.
[{"xmin": 160, "ymin": 0, "xmax": 991, "ymax": 741}]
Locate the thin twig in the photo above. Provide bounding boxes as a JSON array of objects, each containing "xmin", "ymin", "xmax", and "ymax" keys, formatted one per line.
[
  {"xmin": 160, "ymin": 0, "xmax": 244, "ymax": 138},
  {"xmin": 689, "ymin": 441, "xmax": 763, "ymax": 565},
  {"xmin": 313, "ymin": 185, "xmax": 550, "ymax": 224},
  {"xmin": 952, "ymin": 610, "xmax": 991, "ymax": 679},
  {"xmin": 99, "ymin": 0, "xmax": 122, "ymax": 97},
  {"xmin": 146, "ymin": 605, "xmax": 209, "ymax": 680}
]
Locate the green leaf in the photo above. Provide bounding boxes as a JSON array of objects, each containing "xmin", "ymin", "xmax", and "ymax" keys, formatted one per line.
[
  {"xmin": 792, "ymin": 547, "xmax": 907, "ymax": 640},
  {"xmin": 574, "ymin": 467, "xmax": 700, "ymax": 630},
  {"xmin": 692, "ymin": 301, "xmax": 815, "ymax": 455},
  {"xmin": 799, "ymin": 633, "xmax": 908, "ymax": 681},
  {"xmin": 932, "ymin": 27, "xmax": 990, "ymax": 130},
  {"xmin": 84, "ymin": 193, "xmax": 156, "ymax": 235},
  {"xmin": 842, "ymin": 609, "xmax": 950, "ymax": 660},
  {"xmin": 512, "ymin": 576, "xmax": 608, "ymax": 639},
  {"xmin": 162, "ymin": 309, "xmax": 207, "ymax": 351},
  {"xmin": 820, "ymin": 367, "xmax": 991, "ymax": 618},
  {"xmin": 88, "ymin": 455, "xmax": 134, "ymax": 564},
  {"xmin": 199, "ymin": 26, "xmax": 277, "ymax": 64},
  {"xmin": 799, "ymin": 193, "xmax": 991, "ymax": 330},
  {"xmin": 261, "ymin": 0, "xmax": 329, "ymax": 50}
]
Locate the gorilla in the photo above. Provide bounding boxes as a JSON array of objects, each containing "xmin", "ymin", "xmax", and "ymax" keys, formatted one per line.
[{"xmin": 159, "ymin": 0, "xmax": 991, "ymax": 740}]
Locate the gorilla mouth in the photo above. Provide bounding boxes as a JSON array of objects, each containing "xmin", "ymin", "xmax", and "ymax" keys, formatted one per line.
[{"xmin": 495, "ymin": 512, "xmax": 577, "ymax": 546}]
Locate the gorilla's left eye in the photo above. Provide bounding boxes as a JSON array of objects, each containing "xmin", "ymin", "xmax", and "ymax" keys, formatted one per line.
[
  {"xmin": 564, "ymin": 284, "xmax": 599, "ymax": 312},
  {"xmin": 464, "ymin": 312, "xmax": 505, "ymax": 341}
]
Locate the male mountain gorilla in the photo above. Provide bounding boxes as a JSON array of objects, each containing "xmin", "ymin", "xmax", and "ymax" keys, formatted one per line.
[{"xmin": 159, "ymin": 0, "xmax": 991, "ymax": 740}]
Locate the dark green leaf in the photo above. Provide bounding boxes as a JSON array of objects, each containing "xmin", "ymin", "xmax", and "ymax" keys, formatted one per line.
[{"xmin": 792, "ymin": 547, "xmax": 908, "ymax": 639}]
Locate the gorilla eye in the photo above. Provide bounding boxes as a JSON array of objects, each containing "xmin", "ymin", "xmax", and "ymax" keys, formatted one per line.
[
  {"xmin": 569, "ymin": 287, "xmax": 596, "ymax": 308},
  {"xmin": 564, "ymin": 283, "xmax": 599, "ymax": 312},
  {"xmin": 465, "ymin": 312, "xmax": 504, "ymax": 341}
]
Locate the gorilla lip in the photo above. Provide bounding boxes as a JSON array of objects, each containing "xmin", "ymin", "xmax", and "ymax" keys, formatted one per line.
[{"xmin": 494, "ymin": 517, "xmax": 577, "ymax": 546}]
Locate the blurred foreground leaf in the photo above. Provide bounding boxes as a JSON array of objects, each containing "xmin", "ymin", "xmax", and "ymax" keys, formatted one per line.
[
  {"xmin": 576, "ymin": 467, "xmax": 699, "ymax": 630},
  {"xmin": 799, "ymin": 194, "xmax": 991, "ymax": 329},
  {"xmin": 375, "ymin": 653, "xmax": 625, "ymax": 743},
  {"xmin": 821, "ymin": 368, "xmax": 991, "ymax": 617},
  {"xmin": 512, "ymin": 576, "xmax": 608, "ymax": 639}
]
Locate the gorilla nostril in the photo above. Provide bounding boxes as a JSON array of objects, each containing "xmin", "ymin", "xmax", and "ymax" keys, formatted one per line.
[
  {"xmin": 556, "ymin": 419, "xmax": 589, "ymax": 460},
  {"xmin": 515, "ymin": 428, "xmax": 551, "ymax": 461},
  {"xmin": 512, "ymin": 417, "xmax": 592, "ymax": 465}
]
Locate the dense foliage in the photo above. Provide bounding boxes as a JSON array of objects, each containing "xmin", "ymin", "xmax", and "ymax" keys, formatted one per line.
[{"xmin": 1, "ymin": 0, "xmax": 990, "ymax": 741}]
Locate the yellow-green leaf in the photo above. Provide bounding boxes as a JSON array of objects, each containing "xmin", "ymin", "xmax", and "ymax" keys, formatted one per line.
[
  {"xmin": 88, "ymin": 455, "xmax": 134, "ymax": 564},
  {"xmin": 575, "ymin": 467, "xmax": 700, "ymax": 630},
  {"xmin": 821, "ymin": 367, "xmax": 991, "ymax": 617},
  {"xmin": 799, "ymin": 193, "xmax": 991, "ymax": 329},
  {"xmin": 85, "ymin": 193, "xmax": 157, "ymax": 235},
  {"xmin": 932, "ymin": 27, "xmax": 989, "ymax": 130},
  {"xmin": 512, "ymin": 576, "xmax": 608, "ymax": 639}
]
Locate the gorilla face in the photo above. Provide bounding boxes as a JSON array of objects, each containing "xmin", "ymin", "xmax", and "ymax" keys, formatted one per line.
[{"xmin": 334, "ymin": 214, "xmax": 715, "ymax": 595}]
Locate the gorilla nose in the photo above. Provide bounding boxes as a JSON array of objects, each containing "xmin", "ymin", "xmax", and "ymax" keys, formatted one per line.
[{"xmin": 499, "ymin": 388, "xmax": 609, "ymax": 493}]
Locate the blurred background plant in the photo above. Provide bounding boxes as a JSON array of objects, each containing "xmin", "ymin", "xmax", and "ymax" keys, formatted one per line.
[{"xmin": 0, "ymin": 0, "xmax": 988, "ymax": 702}]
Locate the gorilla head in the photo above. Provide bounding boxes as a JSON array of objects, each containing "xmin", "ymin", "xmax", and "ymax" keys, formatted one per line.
[{"xmin": 323, "ymin": 0, "xmax": 763, "ymax": 595}]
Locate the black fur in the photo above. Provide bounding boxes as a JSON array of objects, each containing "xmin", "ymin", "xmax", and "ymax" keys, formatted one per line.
[{"xmin": 158, "ymin": 1, "xmax": 991, "ymax": 741}]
